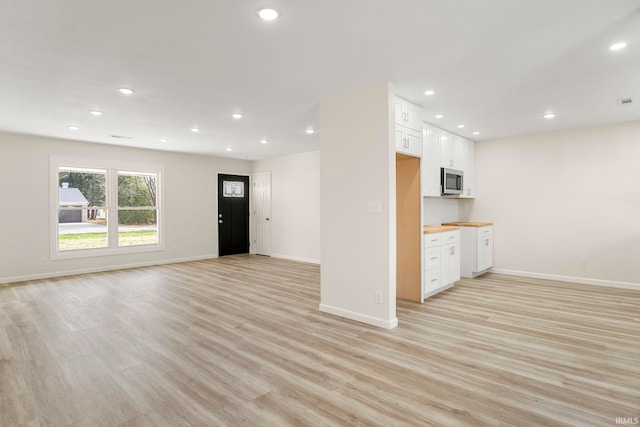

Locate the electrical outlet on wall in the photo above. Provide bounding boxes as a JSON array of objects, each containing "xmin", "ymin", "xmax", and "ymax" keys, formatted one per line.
[{"xmin": 375, "ymin": 291, "xmax": 383, "ymax": 304}]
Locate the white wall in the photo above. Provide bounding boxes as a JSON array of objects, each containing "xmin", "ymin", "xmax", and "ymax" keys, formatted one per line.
[
  {"xmin": 0, "ymin": 132, "xmax": 251, "ymax": 283},
  {"xmin": 319, "ymin": 82, "xmax": 397, "ymax": 329},
  {"xmin": 252, "ymin": 151, "xmax": 321, "ymax": 264},
  {"xmin": 468, "ymin": 120, "xmax": 640, "ymax": 287}
]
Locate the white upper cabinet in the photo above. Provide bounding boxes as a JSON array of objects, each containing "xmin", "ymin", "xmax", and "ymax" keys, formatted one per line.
[
  {"xmin": 395, "ymin": 127, "xmax": 422, "ymax": 157},
  {"xmin": 395, "ymin": 98, "xmax": 423, "ymax": 132},
  {"xmin": 395, "ymin": 97, "xmax": 423, "ymax": 157},
  {"xmin": 459, "ymin": 137, "xmax": 476, "ymax": 198},
  {"xmin": 421, "ymin": 124, "xmax": 441, "ymax": 197},
  {"xmin": 440, "ymin": 132, "xmax": 463, "ymax": 169},
  {"xmin": 435, "ymin": 129, "xmax": 476, "ymax": 198}
]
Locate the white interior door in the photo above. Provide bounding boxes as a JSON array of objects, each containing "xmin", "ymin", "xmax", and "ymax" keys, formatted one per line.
[{"xmin": 253, "ymin": 172, "xmax": 272, "ymax": 256}]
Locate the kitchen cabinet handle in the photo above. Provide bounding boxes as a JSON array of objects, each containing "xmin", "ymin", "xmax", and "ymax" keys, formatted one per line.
[
  {"xmin": 450, "ymin": 247, "xmax": 455, "ymax": 255},
  {"xmin": 431, "ymin": 278, "xmax": 438, "ymax": 282},
  {"xmin": 430, "ymin": 257, "xmax": 438, "ymax": 260}
]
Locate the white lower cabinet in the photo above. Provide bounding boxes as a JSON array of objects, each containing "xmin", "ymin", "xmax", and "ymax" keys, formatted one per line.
[
  {"xmin": 441, "ymin": 241, "xmax": 461, "ymax": 285},
  {"xmin": 423, "ymin": 230, "xmax": 460, "ymax": 299},
  {"xmin": 460, "ymin": 226, "xmax": 494, "ymax": 277}
]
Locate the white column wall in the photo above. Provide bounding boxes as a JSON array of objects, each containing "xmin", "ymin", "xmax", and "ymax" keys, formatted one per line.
[{"xmin": 319, "ymin": 82, "xmax": 398, "ymax": 329}]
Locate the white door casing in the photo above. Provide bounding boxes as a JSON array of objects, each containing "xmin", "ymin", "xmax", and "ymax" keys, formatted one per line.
[{"xmin": 253, "ymin": 172, "xmax": 272, "ymax": 256}]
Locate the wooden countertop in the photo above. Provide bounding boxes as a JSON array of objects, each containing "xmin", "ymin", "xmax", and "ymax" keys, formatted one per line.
[
  {"xmin": 442, "ymin": 221, "xmax": 493, "ymax": 227},
  {"xmin": 423, "ymin": 225, "xmax": 461, "ymax": 234}
]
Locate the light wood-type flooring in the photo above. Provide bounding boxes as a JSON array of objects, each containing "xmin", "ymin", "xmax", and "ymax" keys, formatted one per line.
[{"xmin": 1, "ymin": 255, "xmax": 639, "ymax": 426}]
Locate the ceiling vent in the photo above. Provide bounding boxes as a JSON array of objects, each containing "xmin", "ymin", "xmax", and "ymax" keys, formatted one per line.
[
  {"xmin": 617, "ymin": 98, "xmax": 633, "ymax": 106},
  {"xmin": 111, "ymin": 135, "xmax": 133, "ymax": 139}
]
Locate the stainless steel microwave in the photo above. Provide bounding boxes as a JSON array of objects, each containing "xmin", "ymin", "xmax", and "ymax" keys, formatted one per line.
[{"xmin": 441, "ymin": 168, "xmax": 464, "ymax": 195}]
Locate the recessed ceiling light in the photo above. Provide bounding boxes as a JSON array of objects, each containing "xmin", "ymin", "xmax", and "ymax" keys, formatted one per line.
[
  {"xmin": 90, "ymin": 110, "xmax": 103, "ymax": 116},
  {"xmin": 232, "ymin": 113, "xmax": 243, "ymax": 119},
  {"xmin": 457, "ymin": 124, "xmax": 465, "ymax": 129},
  {"xmin": 472, "ymin": 131, "xmax": 480, "ymax": 136},
  {"xmin": 226, "ymin": 147, "xmax": 233, "ymax": 152},
  {"xmin": 257, "ymin": 8, "xmax": 279, "ymax": 21},
  {"xmin": 424, "ymin": 90, "xmax": 435, "ymax": 96},
  {"xmin": 68, "ymin": 125, "xmax": 79, "ymax": 131},
  {"xmin": 609, "ymin": 42, "xmax": 627, "ymax": 51},
  {"xmin": 435, "ymin": 114, "xmax": 444, "ymax": 119},
  {"xmin": 306, "ymin": 128, "xmax": 315, "ymax": 135},
  {"xmin": 260, "ymin": 139, "xmax": 268, "ymax": 144},
  {"xmin": 118, "ymin": 88, "xmax": 134, "ymax": 95},
  {"xmin": 160, "ymin": 138, "xmax": 168, "ymax": 143},
  {"xmin": 191, "ymin": 127, "xmax": 200, "ymax": 133},
  {"xmin": 543, "ymin": 112, "xmax": 556, "ymax": 119}
]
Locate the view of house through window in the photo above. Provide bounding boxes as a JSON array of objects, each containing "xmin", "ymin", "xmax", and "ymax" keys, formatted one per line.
[{"xmin": 55, "ymin": 164, "xmax": 161, "ymax": 254}]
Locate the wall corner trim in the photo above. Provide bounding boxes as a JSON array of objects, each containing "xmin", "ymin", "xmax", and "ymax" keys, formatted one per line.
[{"xmin": 319, "ymin": 304, "xmax": 399, "ymax": 329}]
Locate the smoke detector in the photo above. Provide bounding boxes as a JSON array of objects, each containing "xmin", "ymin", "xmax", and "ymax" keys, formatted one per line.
[{"xmin": 617, "ymin": 98, "xmax": 633, "ymax": 106}]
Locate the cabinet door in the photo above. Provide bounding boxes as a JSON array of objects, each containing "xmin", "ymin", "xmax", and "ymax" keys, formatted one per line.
[
  {"xmin": 439, "ymin": 131, "xmax": 453, "ymax": 168},
  {"xmin": 440, "ymin": 132, "xmax": 463, "ymax": 169},
  {"xmin": 396, "ymin": 127, "xmax": 422, "ymax": 157},
  {"xmin": 404, "ymin": 104, "xmax": 423, "ymax": 132},
  {"xmin": 421, "ymin": 125, "xmax": 441, "ymax": 197},
  {"xmin": 395, "ymin": 98, "xmax": 423, "ymax": 131},
  {"xmin": 440, "ymin": 242, "xmax": 460, "ymax": 285},
  {"xmin": 459, "ymin": 138, "xmax": 475, "ymax": 198},
  {"xmin": 395, "ymin": 127, "xmax": 405, "ymax": 152},
  {"xmin": 477, "ymin": 236, "xmax": 493, "ymax": 272},
  {"xmin": 450, "ymin": 242, "xmax": 461, "ymax": 282},
  {"xmin": 406, "ymin": 128, "xmax": 422, "ymax": 157}
]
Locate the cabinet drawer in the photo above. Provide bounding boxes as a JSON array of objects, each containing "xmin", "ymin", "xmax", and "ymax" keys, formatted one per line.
[
  {"xmin": 424, "ymin": 234, "xmax": 442, "ymax": 247},
  {"xmin": 440, "ymin": 231, "xmax": 460, "ymax": 245},
  {"xmin": 424, "ymin": 268, "xmax": 440, "ymax": 291},
  {"xmin": 425, "ymin": 247, "xmax": 441, "ymax": 269},
  {"xmin": 478, "ymin": 226, "xmax": 493, "ymax": 237}
]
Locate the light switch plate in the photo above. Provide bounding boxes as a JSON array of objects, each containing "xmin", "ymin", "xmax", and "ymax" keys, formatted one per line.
[{"xmin": 366, "ymin": 200, "xmax": 382, "ymax": 214}]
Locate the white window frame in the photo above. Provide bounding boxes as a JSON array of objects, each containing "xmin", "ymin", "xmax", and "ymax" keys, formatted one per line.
[{"xmin": 50, "ymin": 155, "xmax": 165, "ymax": 260}]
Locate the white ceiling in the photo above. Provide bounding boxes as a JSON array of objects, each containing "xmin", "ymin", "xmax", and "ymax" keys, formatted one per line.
[{"xmin": 1, "ymin": 0, "xmax": 639, "ymax": 160}]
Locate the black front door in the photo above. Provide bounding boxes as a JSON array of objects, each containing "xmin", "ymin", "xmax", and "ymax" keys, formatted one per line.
[{"xmin": 218, "ymin": 174, "xmax": 250, "ymax": 256}]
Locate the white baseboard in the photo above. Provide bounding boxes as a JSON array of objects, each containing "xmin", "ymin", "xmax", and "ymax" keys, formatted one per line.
[
  {"xmin": 271, "ymin": 253, "xmax": 320, "ymax": 265},
  {"xmin": 490, "ymin": 268, "xmax": 640, "ymax": 291},
  {"xmin": 319, "ymin": 304, "xmax": 398, "ymax": 329},
  {"xmin": 0, "ymin": 254, "xmax": 219, "ymax": 285}
]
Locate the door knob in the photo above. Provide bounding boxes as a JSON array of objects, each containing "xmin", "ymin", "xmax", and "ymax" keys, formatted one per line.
[
  {"xmin": 266, "ymin": 218, "xmax": 270, "ymax": 221},
  {"xmin": 218, "ymin": 220, "xmax": 223, "ymax": 223}
]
